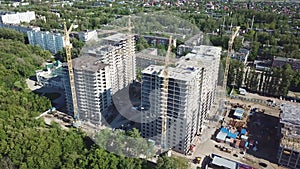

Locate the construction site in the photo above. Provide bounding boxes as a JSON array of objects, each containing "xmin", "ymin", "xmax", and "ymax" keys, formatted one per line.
[{"xmin": 29, "ymin": 16, "xmax": 300, "ymax": 169}]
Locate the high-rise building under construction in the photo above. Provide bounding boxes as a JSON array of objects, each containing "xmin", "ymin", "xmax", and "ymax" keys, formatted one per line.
[
  {"xmin": 62, "ymin": 33, "xmax": 136, "ymax": 124},
  {"xmin": 61, "ymin": 56, "xmax": 112, "ymax": 125},
  {"xmin": 140, "ymin": 45, "xmax": 221, "ymax": 154},
  {"xmin": 84, "ymin": 33, "xmax": 136, "ymax": 95}
]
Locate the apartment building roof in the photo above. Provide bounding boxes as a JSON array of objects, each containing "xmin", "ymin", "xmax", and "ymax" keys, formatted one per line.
[
  {"xmin": 83, "ymin": 45, "xmax": 115, "ymax": 58},
  {"xmin": 73, "ymin": 55, "xmax": 107, "ymax": 72},
  {"xmin": 188, "ymin": 45, "xmax": 221, "ymax": 60},
  {"xmin": 81, "ymin": 33, "xmax": 129, "ymax": 57},
  {"xmin": 280, "ymin": 104, "xmax": 300, "ymax": 126},
  {"xmin": 272, "ymin": 56, "xmax": 300, "ymax": 70},
  {"xmin": 142, "ymin": 65, "xmax": 199, "ymax": 81},
  {"xmin": 102, "ymin": 33, "xmax": 127, "ymax": 43},
  {"xmin": 142, "ymin": 46, "xmax": 222, "ymax": 81},
  {"xmin": 177, "ymin": 45, "xmax": 221, "ymax": 68}
]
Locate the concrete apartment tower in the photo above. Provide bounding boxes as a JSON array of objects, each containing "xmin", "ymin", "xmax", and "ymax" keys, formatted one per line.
[
  {"xmin": 184, "ymin": 46, "xmax": 221, "ymax": 125},
  {"xmin": 62, "ymin": 56, "xmax": 112, "ymax": 125},
  {"xmin": 62, "ymin": 33, "xmax": 135, "ymax": 125},
  {"xmin": 140, "ymin": 45, "xmax": 221, "ymax": 154},
  {"xmin": 84, "ymin": 33, "xmax": 136, "ymax": 94}
]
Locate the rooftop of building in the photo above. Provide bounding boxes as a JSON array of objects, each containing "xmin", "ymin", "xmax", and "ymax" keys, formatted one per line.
[
  {"xmin": 102, "ymin": 33, "xmax": 128, "ymax": 43},
  {"xmin": 142, "ymin": 45, "xmax": 221, "ymax": 81},
  {"xmin": 73, "ymin": 55, "xmax": 108, "ymax": 72},
  {"xmin": 280, "ymin": 104, "xmax": 300, "ymax": 152},
  {"xmin": 80, "ymin": 30, "xmax": 97, "ymax": 33},
  {"xmin": 272, "ymin": 57, "xmax": 300, "ymax": 70},
  {"xmin": 83, "ymin": 45, "xmax": 115, "ymax": 57},
  {"xmin": 177, "ymin": 45, "xmax": 222, "ymax": 68},
  {"xmin": 280, "ymin": 104, "xmax": 300, "ymax": 126},
  {"xmin": 273, "ymin": 56, "xmax": 300, "ymax": 62},
  {"xmin": 80, "ymin": 33, "xmax": 130, "ymax": 57},
  {"xmin": 142, "ymin": 64, "xmax": 200, "ymax": 82}
]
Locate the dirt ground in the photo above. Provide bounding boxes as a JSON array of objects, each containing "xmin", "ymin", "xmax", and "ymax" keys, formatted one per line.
[
  {"xmin": 188, "ymin": 97, "xmax": 287, "ymax": 169},
  {"xmin": 222, "ymin": 97, "xmax": 284, "ymax": 169}
]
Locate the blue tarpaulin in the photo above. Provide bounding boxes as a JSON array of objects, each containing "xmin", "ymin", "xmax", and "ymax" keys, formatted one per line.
[
  {"xmin": 241, "ymin": 129, "xmax": 247, "ymax": 135},
  {"xmin": 221, "ymin": 127, "xmax": 229, "ymax": 134},
  {"xmin": 227, "ymin": 132, "xmax": 237, "ymax": 139}
]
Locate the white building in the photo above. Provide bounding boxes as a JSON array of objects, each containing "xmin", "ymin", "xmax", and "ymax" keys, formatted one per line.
[
  {"xmin": 0, "ymin": 11, "xmax": 35, "ymax": 24},
  {"xmin": 27, "ymin": 30, "xmax": 65, "ymax": 54},
  {"xmin": 62, "ymin": 56, "xmax": 112, "ymax": 125},
  {"xmin": 35, "ymin": 61, "xmax": 64, "ymax": 89},
  {"xmin": 78, "ymin": 30, "xmax": 97, "ymax": 42},
  {"xmin": 140, "ymin": 45, "xmax": 221, "ymax": 154}
]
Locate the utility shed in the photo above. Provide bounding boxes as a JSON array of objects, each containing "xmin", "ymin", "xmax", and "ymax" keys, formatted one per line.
[
  {"xmin": 211, "ymin": 156, "xmax": 237, "ymax": 169},
  {"xmin": 234, "ymin": 108, "xmax": 245, "ymax": 119},
  {"xmin": 241, "ymin": 128, "xmax": 247, "ymax": 135},
  {"xmin": 216, "ymin": 131, "xmax": 227, "ymax": 142}
]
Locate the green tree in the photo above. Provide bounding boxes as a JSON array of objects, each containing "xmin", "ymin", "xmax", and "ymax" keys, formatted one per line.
[
  {"xmin": 233, "ymin": 37, "xmax": 243, "ymax": 51},
  {"xmin": 0, "ymin": 28, "xmax": 25, "ymax": 43},
  {"xmin": 156, "ymin": 155, "xmax": 189, "ymax": 169}
]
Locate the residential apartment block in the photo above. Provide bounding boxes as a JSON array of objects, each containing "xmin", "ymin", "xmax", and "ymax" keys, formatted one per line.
[
  {"xmin": 0, "ymin": 11, "xmax": 35, "ymax": 24},
  {"xmin": 0, "ymin": 23, "xmax": 40, "ymax": 33},
  {"xmin": 62, "ymin": 56, "xmax": 112, "ymax": 125},
  {"xmin": 141, "ymin": 45, "xmax": 221, "ymax": 154},
  {"xmin": 62, "ymin": 33, "xmax": 135, "ymax": 124},
  {"xmin": 83, "ymin": 33, "xmax": 136, "ymax": 94},
  {"xmin": 27, "ymin": 30, "xmax": 65, "ymax": 54}
]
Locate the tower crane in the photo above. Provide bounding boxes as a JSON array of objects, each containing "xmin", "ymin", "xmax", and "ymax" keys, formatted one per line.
[
  {"xmin": 222, "ymin": 26, "xmax": 240, "ymax": 91},
  {"xmin": 161, "ymin": 36, "xmax": 173, "ymax": 150},
  {"xmin": 63, "ymin": 22, "xmax": 81, "ymax": 127}
]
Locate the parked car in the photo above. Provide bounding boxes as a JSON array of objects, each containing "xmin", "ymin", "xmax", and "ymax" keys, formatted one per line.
[{"xmin": 259, "ymin": 162, "xmax": 267, "ymax": 168}]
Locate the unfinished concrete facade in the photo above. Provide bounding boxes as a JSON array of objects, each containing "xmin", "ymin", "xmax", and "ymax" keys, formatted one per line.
[
  {"xmin": 277, "ymin": 104, "xmax": 300, "ymax": 169},
  {"xmin": 84, "ymin": 33, "xmax": 136, "ymax": 94},
  {"xmin": 140, "ymin": 45, "xmax": 221, "ymax": 154},
  {"xmin": 62, "ymin": 56, "xmax": 112, "ymax": 125},
  {"xmin": 181, "ymin": 46, "xmax": 221, "ymax": 127}
]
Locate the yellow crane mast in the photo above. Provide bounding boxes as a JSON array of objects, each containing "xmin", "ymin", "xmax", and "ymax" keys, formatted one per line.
[
  {"xmin": 63, "ymin": 22, "xmax": 80, "ymax": 127},
  {"xmin": 161, "ymin": 36, "xmax": 173, "ymax": 149},
  {"xmin": 223, "ymin": 26, "xmax": 240, "ymax": 91}
]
